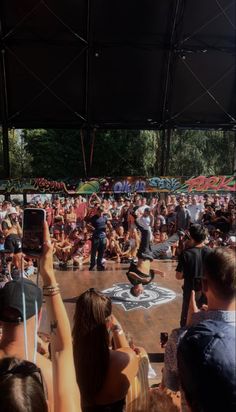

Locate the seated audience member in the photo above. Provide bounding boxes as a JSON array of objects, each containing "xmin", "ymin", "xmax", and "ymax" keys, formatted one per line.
[
  {"xmin": 72, "ymin": 233, "xmax": 92, "ymax": 266},
  {"xmin": 53, "ymin": 213, "xmax": 65, "ymax": 242},
  {"xmin": 54, "ymin": 237, "xmax": 73, "ymax": 267},
  {"xmin": 106, "ymin": 229, "xmax": 123, "ymax": 262},
  {"xmin": 0, "ymin": 222, "xmax": 81, "ymax": 412},
  {"xmin": 163, "ymin": 248, "xmax": 235, "ymax": 411},
  {"xmin": 73, "ymin": 288, "xmax": 139, "ymax": 411},
  {"xmin": 128, "ymin": 228, "xmax": 140, "ymax": 260},
  {"xmin": 23, "ymin": 256, "xmax": 35, "ymax": 277}
]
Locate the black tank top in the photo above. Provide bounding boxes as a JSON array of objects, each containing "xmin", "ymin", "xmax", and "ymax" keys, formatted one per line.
[{"xmin": 82, "ymin": 398, "xmax": 125, "ymax": 412}]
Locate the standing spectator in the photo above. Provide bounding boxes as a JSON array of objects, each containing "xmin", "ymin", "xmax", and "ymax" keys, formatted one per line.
[
  {"xmin": 176, "ymin": 201, "xmax": 191, "ymax": 231},
  {"xmin": 65, "ymin": 205, "xmax": 77, "ymax": 234},
  {"xmin": 177, "ymin": 248, "xmax": 236, "ymax": 412},
  {"xmin": 74, "ymin": 196, "xmax": 88, "ymax": 229},
  {"xmin": 166, "ymin": 206, "xmax": 176, "ymax": 235},
  {"xmin": 44, "ymin": 201, "xmax": 54, "ymax": 230},
  {"xmin": 176, "ymin": 224, "xmax": 211, "ymax": 327},
  {"xmin": 214, "ymin": 203, "xmax": 231, "ymax": 233},
  {"xmin": 120, "ymin": 198, "xmax": 131, "ymax": 232},
  {"xmin": 89, "ymin": 206, "xmax": 109, "ymax": 271},
  {"xmin": 0, "ymin": 201, "xmax": 10, "ymax": 225},
  {"xmin": 211, "ymin": 193, "xmax": 221, "ymax": 210},
  {"xmin": 187, "ymin": 196, "xmax": 202, "ymax": 223}
]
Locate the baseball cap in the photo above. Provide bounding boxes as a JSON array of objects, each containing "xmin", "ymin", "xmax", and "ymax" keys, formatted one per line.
[
  {"xmin": 177, "ymin": 320, "xmax": 236, "ymax": 412},
  {"xmin": 0, "ymin": 279, "xmax": 42, "ymax": 322}
]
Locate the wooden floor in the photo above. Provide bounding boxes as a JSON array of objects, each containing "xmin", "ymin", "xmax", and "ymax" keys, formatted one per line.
[{"xmin": 39, "ymin": 259, "xmax": 183, "ymax": 377}]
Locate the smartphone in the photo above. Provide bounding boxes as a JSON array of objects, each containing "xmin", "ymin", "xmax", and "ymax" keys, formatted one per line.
[
  {"xmin": 193, "ymin": 277, "xmax": 202, "ymax": 292},
  {"xmin": 160, "ymin": 332, "xmax": 168, "ymax": 348},
  {"xmin": 22, "ymin": 208, "xmax": 45, "ymax": 256}
]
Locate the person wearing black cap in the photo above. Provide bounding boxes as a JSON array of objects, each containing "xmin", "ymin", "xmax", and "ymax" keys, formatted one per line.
[
  {"xmin": 0, "ymin": 278, "xmax": 53, "ymax": 407},
  {"xmin": 0, "ymin": 222, "xmax": 82, "ymax": 412}
]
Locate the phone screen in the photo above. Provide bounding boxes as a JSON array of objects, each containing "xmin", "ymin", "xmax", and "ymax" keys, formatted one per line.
[{"xmin": 22, "ymin": 209, "xmax": 45, "ymax": 256}]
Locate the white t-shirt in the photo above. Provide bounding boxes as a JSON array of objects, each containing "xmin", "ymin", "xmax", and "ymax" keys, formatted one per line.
[
  {"xmin": 0, "ymin": 210, "xmax": 7, "ymax": 224},
  {"xmin": 187, "ymin": 204, "xmax": 201, "ymax": 223}
]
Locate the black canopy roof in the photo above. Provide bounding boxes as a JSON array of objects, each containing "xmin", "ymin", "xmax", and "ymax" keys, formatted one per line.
[{"xmin": 0, "ymin": 0, "xmax": 235, "ymax": 130}]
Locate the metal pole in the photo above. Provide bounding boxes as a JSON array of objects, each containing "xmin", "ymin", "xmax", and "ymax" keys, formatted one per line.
[
  {"xmin": 165, "ymin": 128, "xmax": 171, "ymax": 175},
  {"xmin": 160, "ymin": 129, "xmax": 166, "ymax": 175},
  {"xmin": 0, "ymin": 49, "xmax": 10, "ymax": 177},
  {"xmin": 233, "ymin": 131, "xmax": 236, "ymax": 175}
]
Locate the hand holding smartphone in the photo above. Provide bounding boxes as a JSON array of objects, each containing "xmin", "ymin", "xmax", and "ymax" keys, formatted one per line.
[{"xmin": 22, "ymin": 208, "xmax": 46, "ymax": 256}]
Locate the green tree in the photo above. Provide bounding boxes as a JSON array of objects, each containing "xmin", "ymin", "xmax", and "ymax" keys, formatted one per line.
[
  {"xmin": 2, "ymin": 128, "xmax": 234, "ymax": 179},
  {"xmin": 168, "ymin": 129, "xmax": 235, "ymax": 176},
  {"xmin": 91, "ymin": 130, "xmax": 160, "ymax": 176},
  {"xmin": 23, "ymin": 129, "xmax": 85, "ymax": 178},
  {"xmin": 0, "ymin": 128, "xmax": 32, "ymax": 178}
]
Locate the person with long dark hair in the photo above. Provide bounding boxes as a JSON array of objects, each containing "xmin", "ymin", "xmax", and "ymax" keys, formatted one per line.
[{"xmin": 73, "ymin": 288, "xmax": 139, "ymax": 411}]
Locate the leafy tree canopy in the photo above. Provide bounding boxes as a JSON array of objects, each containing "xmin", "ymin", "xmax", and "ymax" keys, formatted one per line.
[{"xmin": 1, "ymin": 128, "xmax": 235, "ymax": 178}]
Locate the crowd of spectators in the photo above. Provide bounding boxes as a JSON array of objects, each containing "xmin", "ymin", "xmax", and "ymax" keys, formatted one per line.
[
  {"xmin": 0, "ymin": 191, "xmax": 235, "ymax": 411},
  {"xmin": 0, "ymin": 192, "xmax": 235, "ymax": 273}
]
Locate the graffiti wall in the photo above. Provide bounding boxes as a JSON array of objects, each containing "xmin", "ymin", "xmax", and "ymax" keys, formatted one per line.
[{"xmin": 0, "ymin": 176, "xmax": 235, "ymax": 194}]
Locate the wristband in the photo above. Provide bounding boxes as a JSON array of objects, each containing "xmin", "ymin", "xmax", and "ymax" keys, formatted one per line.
[{"xmin": 112, "ymin": 324, "xmax": 123, "ymax": 335}]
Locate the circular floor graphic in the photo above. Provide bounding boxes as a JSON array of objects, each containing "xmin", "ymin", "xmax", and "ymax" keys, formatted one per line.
[{"xmin": 102, "ymin": 282, "xmax": 176, "ymax": 311}]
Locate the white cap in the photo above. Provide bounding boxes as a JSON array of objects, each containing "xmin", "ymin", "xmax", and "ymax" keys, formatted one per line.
[{"xmin": 7, "ymin": 207, "xmax": 18, "ymax": 215}]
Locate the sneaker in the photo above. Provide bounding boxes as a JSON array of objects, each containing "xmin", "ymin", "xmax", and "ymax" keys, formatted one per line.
[{"xmin": 140, "ymin": 252, "xmax": 153, "ymax": 261}]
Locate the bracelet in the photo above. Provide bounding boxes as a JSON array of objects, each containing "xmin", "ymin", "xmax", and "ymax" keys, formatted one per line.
[
  {"xmin": 43, "ymin": 283, "xmax": 59, "ymax": 290},
  {"xmin": 43, "ymin": 286, "xmax": 60, "ymax": 296},
  {"xmin": 43, "ymin": 290, "xmax": 60, "ymax": 297}
]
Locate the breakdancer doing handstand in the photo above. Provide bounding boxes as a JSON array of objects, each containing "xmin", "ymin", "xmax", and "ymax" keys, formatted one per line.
[{"xmin": 126, "ymin": 208, "xmax": 163, "ymax": 296}]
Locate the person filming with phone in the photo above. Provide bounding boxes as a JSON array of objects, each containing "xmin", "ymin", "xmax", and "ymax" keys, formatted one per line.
[{"xmin": 0, "ymin": 216, "xmax": 81, "ymax": 412}]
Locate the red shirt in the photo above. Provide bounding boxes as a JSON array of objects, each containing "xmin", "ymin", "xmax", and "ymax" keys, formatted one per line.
[{"xmin": 75, "ymin": 202, "xmax": 87, "ymax": 220}]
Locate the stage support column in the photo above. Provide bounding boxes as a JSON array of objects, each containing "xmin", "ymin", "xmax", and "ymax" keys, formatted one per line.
[
  {"xmin": 165, "ymin": 128, "xmax": 171, "ymax": 175},
  {"xmin": 233, "ymin": 131, "xmax": 236, "ymax": 175},
  {"xmin": 160, "ymin": 129, "xmax": 166, "ymax": 175},
  {"xmin": 0, "ymin": 48, "xmax": 10, "ymax": 178},
  {"xmin": 1, "ymin": 124, "xmax": 10, "ymax": 177}
]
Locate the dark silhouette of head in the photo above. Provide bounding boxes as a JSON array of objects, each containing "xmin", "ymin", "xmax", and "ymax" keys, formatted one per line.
[{"xmin": 0, "ymin": 357, "xmax": 48, "ymax": 412}]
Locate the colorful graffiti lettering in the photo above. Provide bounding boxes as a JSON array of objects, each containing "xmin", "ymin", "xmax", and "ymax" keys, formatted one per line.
[
  {"xmin": 0, "ymin": 179, "xmax": 35, "ymax": 193},
  {"xmin": 185, "ymin": 176, "xmax": 236, "ymax": 192},
  {"xmin": 35, "ymin": 178, "xmax": 67, "ymax": 193},
  {"xmin": 113, "ymin": 180, "xmax": 146, "ymax": 193},
  {"xmin": 148, "ymin": 177, "xmax": 181, "ymax": 191},
  {"xmin": 0, "ymin": 176, "xmax": 235, "ymax": 194}
]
